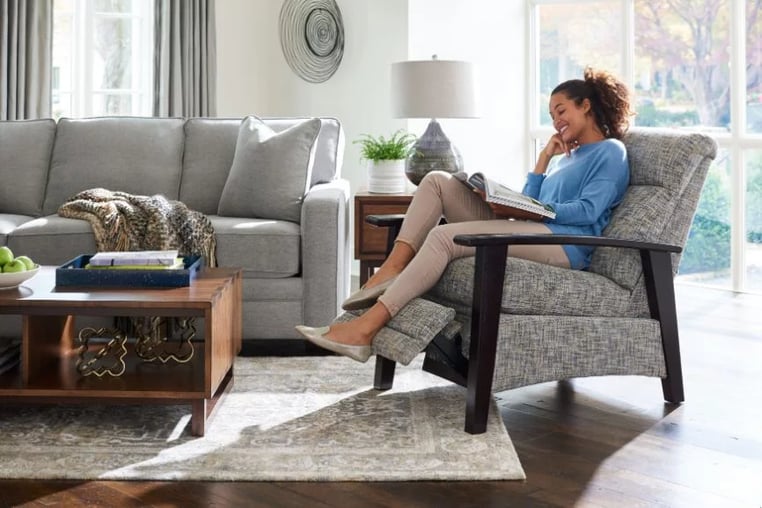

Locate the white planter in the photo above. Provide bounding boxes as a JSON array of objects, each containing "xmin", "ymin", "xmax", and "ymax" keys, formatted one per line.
[{"xmin": 367, "ymin": 159, "xmax": 406, "ymax": 194}]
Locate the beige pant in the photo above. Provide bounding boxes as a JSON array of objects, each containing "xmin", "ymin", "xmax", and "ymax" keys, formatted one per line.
[{"xmin": 377, "ymin": 171, "xmax": 569, "ymax": 316}]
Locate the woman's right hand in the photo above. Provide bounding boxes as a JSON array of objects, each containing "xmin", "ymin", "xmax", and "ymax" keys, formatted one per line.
[{"xmin": 544, "ymin": 133, "xmax": 573, "ymax": 158}]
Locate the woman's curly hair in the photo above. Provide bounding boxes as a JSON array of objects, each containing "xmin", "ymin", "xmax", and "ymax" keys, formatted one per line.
[{"xmin": 552, "ymin": 67, "xmax": 635, "ymax": 140}]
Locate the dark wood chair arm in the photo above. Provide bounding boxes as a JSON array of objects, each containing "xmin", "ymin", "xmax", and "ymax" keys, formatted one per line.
[
  {"xmin": 365, "ymin": 214, "xmax": 406, "ymax": 228},
  {"xmin": 453, "ymin": 233, "xmax": 682, "ymax": 254}
]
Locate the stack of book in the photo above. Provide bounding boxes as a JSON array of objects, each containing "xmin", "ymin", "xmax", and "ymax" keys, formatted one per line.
[
  {"xmin": 86, "ymin": 250, "xmax": 184, "ymax": 270},
  {"xmin": 0, "ymin": 338, "xmax": 20, "ymax": 376}
]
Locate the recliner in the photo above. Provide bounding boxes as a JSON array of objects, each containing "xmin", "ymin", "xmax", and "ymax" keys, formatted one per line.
[{"xmin": 367, "ymin": 128, "xmax": 717, "ymax": 434}]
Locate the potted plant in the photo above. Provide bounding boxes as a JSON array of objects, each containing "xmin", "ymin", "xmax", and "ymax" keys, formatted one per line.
[{"xmin": 354, "ymin": 130, "xmax": 416, "ymax": 193}]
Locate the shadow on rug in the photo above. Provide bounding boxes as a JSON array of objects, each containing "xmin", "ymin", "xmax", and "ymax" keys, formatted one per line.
[{"xmin": 0, "ymin": 356, "xmax": 525, "ymax": 481}]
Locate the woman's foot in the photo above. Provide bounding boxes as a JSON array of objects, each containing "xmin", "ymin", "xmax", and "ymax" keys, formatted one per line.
[
  {"xmin": 342, "ymin": 275, "xmax": 398, "ymax": 310},
  {"xmin": 295, "ymin": 325, "xmax": 372, "ymax": 362},
  {"xmin": 296, "ymin": 303, "xmax": 391, "ymax": 363}
]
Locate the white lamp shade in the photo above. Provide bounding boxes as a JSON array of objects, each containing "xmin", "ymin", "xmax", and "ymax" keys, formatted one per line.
[{"xmin": 391, "ymin": 59, "xmax": 479, "ymax": 119}]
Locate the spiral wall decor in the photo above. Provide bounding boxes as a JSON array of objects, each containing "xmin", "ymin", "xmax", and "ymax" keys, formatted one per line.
[{"xmin": 279, "ymin": 0, "xmax": 345, "ymax": 83}]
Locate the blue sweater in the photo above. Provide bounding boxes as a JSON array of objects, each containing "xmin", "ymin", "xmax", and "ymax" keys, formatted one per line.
[{"xmin": 522, "ymin": 139, "xmax": 629, "ymax": 269}]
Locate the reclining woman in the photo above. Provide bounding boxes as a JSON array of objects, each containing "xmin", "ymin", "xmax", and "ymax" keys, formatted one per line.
[{"xmin": 297, "ymin": 67, "xmax": 635, "ymax": 362}]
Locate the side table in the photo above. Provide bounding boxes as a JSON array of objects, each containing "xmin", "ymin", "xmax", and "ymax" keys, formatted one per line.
[{"xmin": 354, "ymin": 188, "xmax": 413, "ymax": 286}]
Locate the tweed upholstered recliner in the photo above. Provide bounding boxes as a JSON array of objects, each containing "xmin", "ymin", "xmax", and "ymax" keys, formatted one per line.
[{"xmin": 366, "ymin": 128, "xmax": 718, "ymax": 434}]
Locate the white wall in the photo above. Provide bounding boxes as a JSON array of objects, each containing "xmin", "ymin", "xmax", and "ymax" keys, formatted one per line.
[
  {"xmin": 216, "ymin": 1, "xmax": 527, "ymax": 275},
  {"xmin": 407, "ymin": 0, "xmax": 528, "ymax": 188}
]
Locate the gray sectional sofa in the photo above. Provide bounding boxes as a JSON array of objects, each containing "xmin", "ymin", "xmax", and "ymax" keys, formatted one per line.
[{"xmin": 0, "ymin": 116, "xmax": 350, "ymax": 341}]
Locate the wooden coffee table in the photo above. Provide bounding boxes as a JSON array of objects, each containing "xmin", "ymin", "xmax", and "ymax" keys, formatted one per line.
[{"xmin": 0, "ymin": 266, "xmax": 242, "ymax": 436}]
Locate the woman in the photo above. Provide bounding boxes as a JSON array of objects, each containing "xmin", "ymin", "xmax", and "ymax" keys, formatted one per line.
[{"xmin": 296, "ymin": 67, "xmax": 634, "ymax": 362}]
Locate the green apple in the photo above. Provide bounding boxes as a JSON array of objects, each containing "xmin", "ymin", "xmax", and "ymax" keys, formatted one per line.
[
  {"xmin": 0, "ymin": 246, "xmax": 13, "ymax": 267},
  {"xmin": 2, "ymin": 258, "xmax": 26, "ymax": 273},
  {"xmin": 15, "ymin": 255, "xmax": 35, "ymax": 270}
]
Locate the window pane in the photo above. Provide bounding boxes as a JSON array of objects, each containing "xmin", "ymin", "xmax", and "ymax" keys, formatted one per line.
[
  {"xmin": 537, "ymin": 2, "xmax": 622, "ymax": 126},
  {"xmin": 634, "ymin": 0, "xmax": 730, "ymax": 130},
  {"xmin": 747, "ymin": 150, "xmax": 762, "ymax": 292},
  {"xmin": 93, "ymin": 0, "xmax": 132, "ymax": 13},
  {"xmin": 52, "ymin": 93, "xmax": 72, "ymax": 120},
  {"xmin": 52, "ymin": 8, "xmax": 74, "ymax": 119},
  {"xmin": 93, "ymin": 94, "xmax": 133, "ymax": 115},
  {"xmin": 92, "ymin": 16, "xmax": 133, "ymax": 90},
  {"xmin": 748, "ymin": 1, "xmax": 762, "ymax": 134},
  {"xmin": 677, "ymin": 150, "xmax": 731, "ymax": 289}
]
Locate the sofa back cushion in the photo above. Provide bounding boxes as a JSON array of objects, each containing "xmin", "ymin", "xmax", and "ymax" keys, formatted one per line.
[
  {"xmin": 589, "ymin": 129, "xmax": 717, "ymax": 290},
  {"xmin": 42, "ymin": 117, "xmax": 186, "ymax": 215},
  {"xmin": 180, "ymin": 117, "xmax": 344, "ymax": 215},
  {"xmin": 0, "ymin": 119, "xmax": 56, "ymax": 216}
]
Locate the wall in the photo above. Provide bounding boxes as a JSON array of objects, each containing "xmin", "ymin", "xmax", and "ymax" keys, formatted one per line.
[{"xmin": 216, "ymin": 0, "xmax": 527, "ymax": 275}]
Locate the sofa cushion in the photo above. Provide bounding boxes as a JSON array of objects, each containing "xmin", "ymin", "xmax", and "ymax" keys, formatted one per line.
[
  {"xmin": 43, "ymin": 117, "xmax": 186, "ymax": 216},
  {"xmin": 180, "ymin": 118, "xmax": 239, "ymax": 215},
  {"xmin": 0, "ymin": 119, "xmax": 56, "ymax": 216},
  {"xmin": 6, "ymin": 215, "xmax": 97, "ymax": 266},
  {"xmin": 263, "ymin": 117, "xmax": 344, "ymax": 185},
  {"xmin": 217, "ymin": 116, "xmax": 321, "ymax": 223},
  {"xmin": 0, "ymin": 214, "xmax": 34, "ymax": 245},
  {"xmin": 208, "ymin": 216, "xmax": 301, "ymax": 277}
]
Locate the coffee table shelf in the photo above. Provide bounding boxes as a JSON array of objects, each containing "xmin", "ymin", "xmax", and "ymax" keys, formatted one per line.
[{"xmin": 0, "ymin": 267, "xmax": 242, "ymax": 436}]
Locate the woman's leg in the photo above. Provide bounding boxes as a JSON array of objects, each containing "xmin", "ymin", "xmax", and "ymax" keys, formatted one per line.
[
  {"xmin": 365, "ymin": 171, "xmax": 493, "ymax": 287},
  {"xmin": 329, "ymin": 219, "xmax": 568, "ymax": 346}
]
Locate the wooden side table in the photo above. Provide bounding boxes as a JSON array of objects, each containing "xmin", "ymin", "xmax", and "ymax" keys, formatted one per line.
[{"xmin": 354, "ymin": 188, "xmax": 413, "ymax": 286}]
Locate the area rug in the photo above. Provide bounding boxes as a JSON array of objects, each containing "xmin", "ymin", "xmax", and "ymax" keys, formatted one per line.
[{"xmin": 0, "ymin": 355, "xmax": 525, "ymax": 481}]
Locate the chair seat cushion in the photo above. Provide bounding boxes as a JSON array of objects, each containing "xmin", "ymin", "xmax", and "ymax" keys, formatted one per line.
[{"xmin": 426, "ymin": 256, "xmax": 641, "ymax": 318}]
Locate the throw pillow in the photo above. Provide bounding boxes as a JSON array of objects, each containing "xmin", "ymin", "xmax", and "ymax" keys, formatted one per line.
[{"xmin": 217, "ymin": 116, "xmax": 321, "ymax": 222}]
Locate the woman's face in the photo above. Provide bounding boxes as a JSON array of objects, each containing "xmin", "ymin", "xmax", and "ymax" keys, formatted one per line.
[{"xmin": 548, "ymin": 92, "xmax": 592, "ymax": 145}]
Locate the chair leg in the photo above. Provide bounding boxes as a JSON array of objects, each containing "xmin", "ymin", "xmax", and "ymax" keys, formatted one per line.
[
  {"xmin": 641, "ymin": 249, "xmax": 685, "ymax": 403},
  {"xmin": 464, "ymin": 244, "xmax": 507, "ymax": 434},
  {"xmin": 373, "ymin": 356, "xmax": 396, "ymax": 390}
]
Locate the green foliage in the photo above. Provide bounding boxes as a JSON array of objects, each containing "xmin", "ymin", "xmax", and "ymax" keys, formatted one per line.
[
  {"xmin": 747, "ymin": 154, "xmax": 762, "ymax": 243},
  {"xmin": 354, "ymin": 130, "xmax": 417, "ymax": 161},
  {"xmin": 635, "ymin": 101, "xmax": 700, "ymax": 128},
  {"xmin": 681, "ymin": 169, "xmax": 731, "ymax": 274}
]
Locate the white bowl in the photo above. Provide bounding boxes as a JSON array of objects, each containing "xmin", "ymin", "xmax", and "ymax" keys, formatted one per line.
[{"xmin": 0, "ymin": 265, "xmax": 40, "ymax": 289}]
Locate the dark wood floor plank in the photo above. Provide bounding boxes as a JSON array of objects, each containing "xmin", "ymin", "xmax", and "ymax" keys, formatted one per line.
[{"xmin": 0, "ymin": 284, "xmax": 761, "ymax": 507}]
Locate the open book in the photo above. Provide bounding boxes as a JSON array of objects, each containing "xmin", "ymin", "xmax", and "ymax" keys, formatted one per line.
[{"xmin": 453, "ymin": 172, "xmax": 556, "ymax": 220}]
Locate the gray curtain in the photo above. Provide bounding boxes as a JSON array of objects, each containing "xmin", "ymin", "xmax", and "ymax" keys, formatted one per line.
[
  {"xmin": 0, "ymin": 0, "xmax": 52, "ymax": 120},
  {"xmin": 154, "ymin": 0, "xmax": 216, "ymax": 117}
]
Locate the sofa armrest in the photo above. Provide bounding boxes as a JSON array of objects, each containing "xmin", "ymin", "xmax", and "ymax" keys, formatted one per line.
[{"xmin": 300, "ymin": 179, "xmax": 351, "ymax": 326}]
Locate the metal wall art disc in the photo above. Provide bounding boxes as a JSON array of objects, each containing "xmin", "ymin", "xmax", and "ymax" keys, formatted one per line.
[{"xmin": 279, "ymin": 0, "xmax": 345, "ymax": 83}]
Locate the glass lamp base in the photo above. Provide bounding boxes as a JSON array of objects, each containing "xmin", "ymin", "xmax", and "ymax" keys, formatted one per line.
[{"xmin": 405, "ymin": 119, "xmax": 464, "ymax": 186}]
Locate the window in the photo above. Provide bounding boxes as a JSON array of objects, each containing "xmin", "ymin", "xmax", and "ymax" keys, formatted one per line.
[
  {"xmin": 52, "ymin": 0, "xmax": 154, "ymax": 119},
  {"xmin": 529, "ymin": 0, "xmax": 762, "ymax": 294}
]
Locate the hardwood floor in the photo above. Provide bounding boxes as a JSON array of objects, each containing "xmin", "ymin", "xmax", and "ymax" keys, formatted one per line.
[{"xmin": 1, "ymin": 283, "xmax": 761, "ymax": 507}]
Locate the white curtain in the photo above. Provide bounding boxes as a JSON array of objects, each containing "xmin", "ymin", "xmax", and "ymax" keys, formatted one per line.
[
  {"xmin": 153, "ymin": 0, "xmax": 217, "ymax": 117},
  {"xmin": 0, "ymin": 0, "xmax": 52, "ymax": 120}
]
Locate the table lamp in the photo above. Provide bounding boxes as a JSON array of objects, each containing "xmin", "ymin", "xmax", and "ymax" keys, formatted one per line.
[{"xmin": 391, "ymin": 56, "xmax": 478, "ymax": 185}]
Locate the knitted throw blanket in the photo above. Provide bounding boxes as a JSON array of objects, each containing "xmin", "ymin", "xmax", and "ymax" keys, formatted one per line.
[{"xmin": 58, "ymin": 188, "xmax": 217, "ymax": 267}]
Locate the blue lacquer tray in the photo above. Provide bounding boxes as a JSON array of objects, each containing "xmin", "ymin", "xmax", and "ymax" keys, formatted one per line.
[{"xmin": 55, "ymin": 254, "xmax": 203, "ymax": 288}]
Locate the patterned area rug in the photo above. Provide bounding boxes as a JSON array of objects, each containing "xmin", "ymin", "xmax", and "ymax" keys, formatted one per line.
[{"xmin": 0, "ymin": 355, "xmax": 525, "ymax": 481}]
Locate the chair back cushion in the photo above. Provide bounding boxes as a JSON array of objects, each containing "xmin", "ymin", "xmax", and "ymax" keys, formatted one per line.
[{"xmin": 589, "ymin": 129, "xmax": 717, "ymax": 290}]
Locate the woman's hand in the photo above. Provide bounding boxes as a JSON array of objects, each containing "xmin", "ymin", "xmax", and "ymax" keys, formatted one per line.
[
  {"xmin": 533, "ymin": 133, "xmax": 578, "ymax": 175},
  {"xmin": 544, "ymin": 132, "xmax": 578, "ymax": 158}
]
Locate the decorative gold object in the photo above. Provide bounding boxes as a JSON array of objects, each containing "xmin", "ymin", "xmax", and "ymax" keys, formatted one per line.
[
  {"xmin": 134, "ymin": 316, "xmax": 196, "ymax": 364},
  {"xmin": 76, "ymin": 327, "xmax": 128, "ymax": 377}
]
